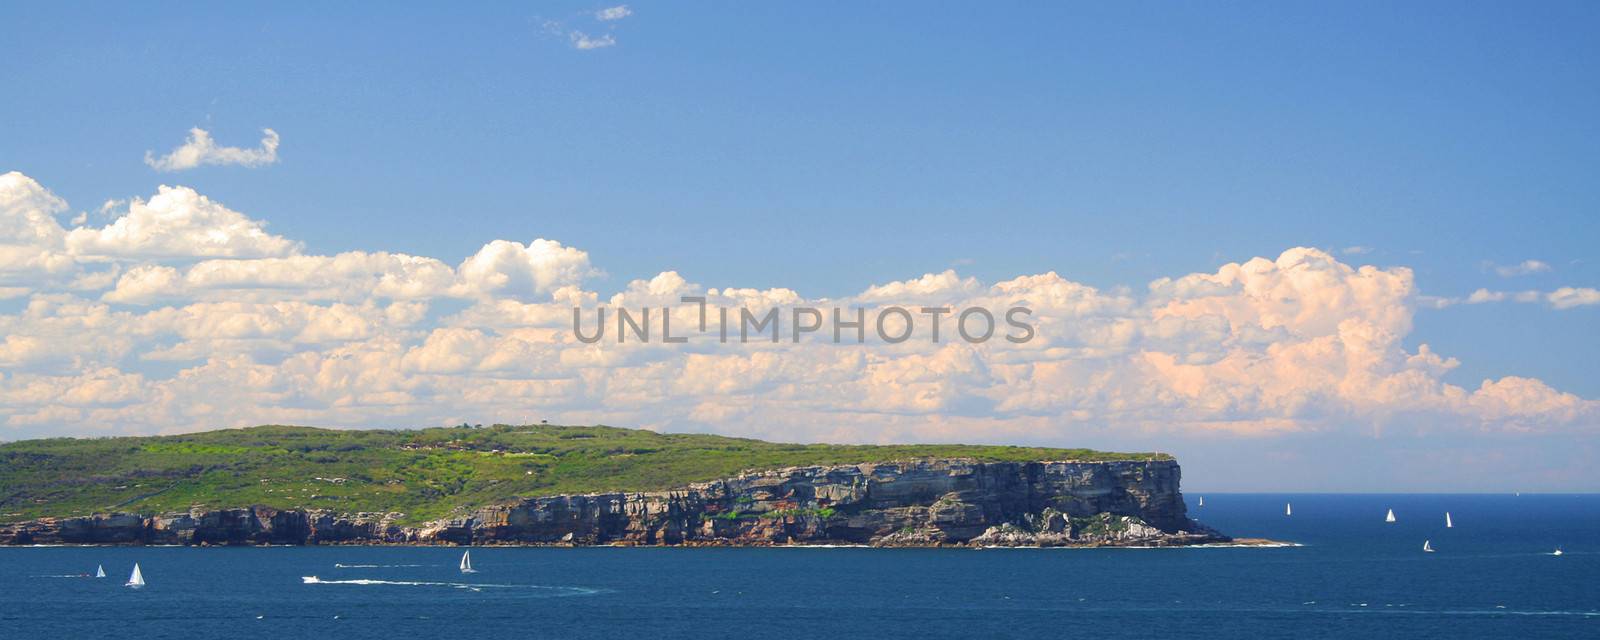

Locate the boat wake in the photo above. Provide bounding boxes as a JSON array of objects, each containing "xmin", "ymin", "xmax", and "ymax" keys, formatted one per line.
[
  {"xmin": 301, "ymin": 576, "xmax": 601, "ymax": 596},
  {"xmin": 333, "ymin": 563, "xmax": 429, "ymax": 568}
]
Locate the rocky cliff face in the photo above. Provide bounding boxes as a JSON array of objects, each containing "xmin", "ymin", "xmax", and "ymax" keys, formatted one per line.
[
  {"xmin": 0, "ymin": 459, "xmax": 1225, "ymax": 547},
  {"xmin": 0, "ymin": 508, "xmax": 410, "ymax": 546}
]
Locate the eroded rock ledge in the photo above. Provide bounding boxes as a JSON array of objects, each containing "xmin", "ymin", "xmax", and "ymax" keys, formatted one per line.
[{"xmin": 0, "ymin": 459, "xmax": 1230, "ymax": 547}]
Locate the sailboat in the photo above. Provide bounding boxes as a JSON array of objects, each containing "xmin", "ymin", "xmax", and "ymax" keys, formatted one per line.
[
  {"xmin": 1423, "ymin": 540, "xmax": 1434, "ymax": 553},
  {"xmin": 1198, "ymin": 496, "xmax": 1204, "ymax": 507},
  {"xmin": 459, "ymin": 550, "xmax": 476, "ymax": 573},
  {"xmin": 95, "ymin": 565, "xmax": 106, "ymax": 578},
  {"xmin": 125, "ymin": 563, "xmax": 145, "ymax": 588},
  {"xmin": 1285, "ymin": 502, "xmax": 1292, "ymax": 516},
  {"xmin": 1385, "ymin": 509, "xmax": 1396, "ymax": 523},
  {"xmin": 1553, "ymin": 548, "xmax": 1564, "ymax": 557},
  {"xmin": 1445, "ymin": 512, "xmax": 1453, "ymax": 528}
]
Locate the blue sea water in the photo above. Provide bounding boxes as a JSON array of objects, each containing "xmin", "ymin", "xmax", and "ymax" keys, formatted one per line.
[{"xmin": 1, "ymin": 494, "xmax": 1595, "ymax": 639}]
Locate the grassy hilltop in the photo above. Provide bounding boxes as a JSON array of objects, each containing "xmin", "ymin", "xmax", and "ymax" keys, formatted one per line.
[{"xmin": 0, "ymin": 424, "xmax": 1168, "ymax": 524}]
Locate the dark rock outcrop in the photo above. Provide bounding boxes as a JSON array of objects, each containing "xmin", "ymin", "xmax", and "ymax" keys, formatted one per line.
[{"xmin": 0, "ymin": 458, "xmax": 1227, "ymax": 547}]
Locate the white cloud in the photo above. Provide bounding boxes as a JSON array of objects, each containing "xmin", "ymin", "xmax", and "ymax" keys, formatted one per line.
[
  {"xmin": 1547, "ymin": 287, "xmax": 1600, "ymax": 310},
  {"xmin": 1491, "ymin": 259, "xmax": 1552, "ymax": 277},
  {"xmin": 0, "ymin": 172, "xmax": 75, "ymax": 283},
  {"xmin": 1341, "ymin": 246, "xmax": 1373, "ymax": 255},
  {"xmin": 144, "ymin": 128, "xmax": 281, "ymax": 172},
  {"xmin": 0, "ymin": 172, "xmax": 68, "ymax": 245},
  {"xmin": 1450, "ymin": 287, "xmax": 1594, "ymax": 309},
  {"xmin": 1, "ymin": 172, "xmax": 1596, "ymax": 453},
  {"xmin": 858, "ymin": 270, "xmax": 981, "ymax": 304},
  {"xmin": 545, "ymin": 8, "xmax": 628, "ymax": 50},
  {"xmin": 454, "ymin": 239, "xmax": 598, "ymax": 300},
  {"xmin": 1469, "ymin": 376, "xmax": 1589, "ymax": 429},
  {"xmin": 570, "ymin": 31, "xmax": 616, "ymax": 50},
  {"xmin": 65, "ymin": 185, "xmax": 300, "ymax": 259},
  {"xmin": 596, "ymin": 5, "xmax": 632, "ymax": 21},
  {"xmin": 103, "ymin": 252, "xmax": 456, "ymax": 304},
  {"xmin": 102, "ymin": 264, "xmax": 182, "ymax": 304}
]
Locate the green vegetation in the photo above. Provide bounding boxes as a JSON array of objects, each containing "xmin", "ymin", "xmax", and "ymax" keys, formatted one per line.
[
  {"xmin": 762, "ymin": 507, "xmax": 837, "ymax": 520},
  {"xmin": 1071, "ymin": 513, "xmax": 1139, "ymax": 537},
  {"xmin": 0, "ymin": 423, "xmax": 1167, "ymax": 525}
]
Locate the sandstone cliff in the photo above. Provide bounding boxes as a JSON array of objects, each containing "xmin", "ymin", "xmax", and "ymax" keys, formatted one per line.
[{"xmin": 0, "ymin": 459, "xmax": 1225, "ymax": 547}]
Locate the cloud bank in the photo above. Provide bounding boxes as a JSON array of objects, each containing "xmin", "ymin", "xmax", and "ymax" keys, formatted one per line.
[{"xmin": 1, "ymin": 172, "xmax": 1596, "ymax": 462}]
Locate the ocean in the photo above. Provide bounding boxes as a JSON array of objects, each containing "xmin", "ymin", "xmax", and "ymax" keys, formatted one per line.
[{"xmin": 2, "ymin": 494, "xmax": 1594, "ymax": 639}]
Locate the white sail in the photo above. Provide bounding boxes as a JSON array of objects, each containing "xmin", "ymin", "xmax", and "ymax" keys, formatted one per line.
[
  {"xmin": 1423, "ymin": 540, "xmax": 1433, "ymax": 552},
  {"xmin": 1198, "ymin": 496, "xmax": 1204, "ymax": 507},
  {"xmin": 459, "ymin": 550, "xmax": 475, "ymax": 573},
  {"xmin": 1445, "ymin": 512, "xmax": 1452, "ymax": 528},
  {"xmin": 1385, "ymin": 508, "xmax": 1396, "ymax": 523},
  {"xmin": 126, "ymin": 563, "xmax": 144, "ymax": 588},
  {"xmin": 95, "ymin": 565, "xmax": 106, "ymax": 578},
  {"xmin": 1285, "ymin": 502, "xmax": 1292, "ymax": 516}
]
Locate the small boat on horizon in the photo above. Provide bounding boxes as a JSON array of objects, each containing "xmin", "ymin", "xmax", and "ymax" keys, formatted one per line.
[
  {"xmin": 1423, "ymin": 540, "xmax": 1434, "ymax": 553},
  {"xmin": 1445, "ymin": 512, "xmax": 1453, "ymax": 528},
  {"xmin": 1198, "ymin": 496, "xmax": 1204, "ymax": 507},
  {"xmin": 1553, "ymin": 548, "xmax": 1564, "ymax": 556},
  {"xmin": 459, "ymin": 550, "xmax": 476, "ymax": 574},
  {"xmin": 1285, "ymin": 502, "xmax": 1292, "ymax": 517},
  {"xmin": 125, "ymin": 563, "xmax": 144, "ymax": 588},
  {"xmin": 95, "ymin": 565, "xmax": 105, "ymax": 578},
  {"xmin": 1385, "ymin": 508, "xmax": 1396, "ymax": 523}
]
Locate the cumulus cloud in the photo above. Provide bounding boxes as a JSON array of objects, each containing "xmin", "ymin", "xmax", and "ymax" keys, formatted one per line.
[
  {"xmin": 0, "ymin": 172, "xmax": 1596, "ymax": 460},
  {"xmin": 65, "ymin": 185, "xmax": 300, "ymax": 259},
  {"xmin": 858, "ymin": 270, "xmax": 982, "ymax": 304},
  {"xmin": 0, "ymin": 172, "xmax": 69, "ymax": 246},
  {"xmin": 454, "ymin": 239, "xmax": 598, "ymax": 300},
  {"xmin": 0, "ymin": 172, "xmax": 75, "ymax": 284},
  {"xmin": 145, "ymin": 128, "xmax": 280, "ymax": 172}
]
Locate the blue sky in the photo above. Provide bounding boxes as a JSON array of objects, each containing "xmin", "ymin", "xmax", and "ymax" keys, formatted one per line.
[{"xmin": 2, "ymin": 3, "xmax": 1598, "ymax": 489}]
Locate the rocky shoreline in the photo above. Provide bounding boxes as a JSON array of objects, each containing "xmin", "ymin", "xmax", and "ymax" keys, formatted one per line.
[{"xmin": 1, "ymin": 459, "xmax": 1245, "ymax": 548}]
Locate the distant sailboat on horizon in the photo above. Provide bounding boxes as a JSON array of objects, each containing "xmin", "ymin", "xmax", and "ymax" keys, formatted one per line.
[
  {"xmin": 1445, "ymin": 512, "xmax": 1453, "ymax": 528},
  {"xmin": 1198, "ymin": 496, "xmax": 1204, "ymax": 507},
  {"xmin": 1385, "ymin": 509, "xmax": 1396, "ymax": 523},
  {"xmin": 125, "ymin": 563, "xmax": 144, "ymax": 588},
  {"xmin": 1423, "ymin": 540, "xmax": 1434, "ymax": 553},
  {"xmin": 1285, "ymin": 502, "xmax": 1292, "ymax": 516},
  {"xmin": 1553, "ymin": 548, "xmax": 1564, "ymax": 556},
  {"xmin": 459, "ymin": 550, "xmax": 476, "ymax": 573},
  {"xmin": 95, "ymin": 564, "xmax": 105, "ymax": 578}
]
